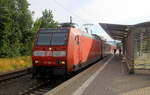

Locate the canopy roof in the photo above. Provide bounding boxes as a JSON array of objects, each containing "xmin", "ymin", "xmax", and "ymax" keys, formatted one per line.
[
  {"xmin": 99, "ymin": 21, "xmax": 150, "ymax": 41},
  {"xmin": 99, "ymin": 23, "xmax": 131, "ymax": 41}
]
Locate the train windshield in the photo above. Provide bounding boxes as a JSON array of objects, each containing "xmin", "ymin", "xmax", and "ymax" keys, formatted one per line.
[
  {"xmin": 36, "ymin": 29, "xmax": 68, "ymax": 46},
  {"xmin": 37, "ymin": 33, "xmax": 52, "ymax": 45},
  {"xmin": 51, "ymin": 32, "xmax": 68, "ymax": 45}
]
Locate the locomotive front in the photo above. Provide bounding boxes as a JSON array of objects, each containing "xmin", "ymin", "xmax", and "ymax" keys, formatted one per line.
[{"xmin": 32, "ymin": 28, "xmax": 69, "ymax": 77}]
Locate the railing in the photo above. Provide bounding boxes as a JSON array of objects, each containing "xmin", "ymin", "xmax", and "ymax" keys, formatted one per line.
[{"xmin": 122, "ymin": 55, "xmax": 134, "ymax": 74}]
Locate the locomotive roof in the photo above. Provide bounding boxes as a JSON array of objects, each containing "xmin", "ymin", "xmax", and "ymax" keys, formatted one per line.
[
  {"xmin": 39, "ymin": 28, "xmax": 69, "ymax": 32},
  {"xmin": 80, "ymin": 30, "xmax": 101, "ymax": 40},
  {"xmin": 59, "ymin": 22, "xmax": 78, "ymax": 28},
  {"xmin": 39, "ymin": 28, "xmax": 101, "ymax": 40},
  {"xmin": 91, "ymin": 34, "xmax": 101, "ymax": 40}
]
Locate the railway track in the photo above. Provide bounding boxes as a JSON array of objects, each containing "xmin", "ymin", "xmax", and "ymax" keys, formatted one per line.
[
  {"xmin": 18, "ymin": 77, "xmax": 69, "ymax": 95},
  {"xmin": 18, "ymin": 80, "xmax": 47, "ymax": 95},
  {"xmin": 0, "ymin": 67, "xmax": 74, "ymax": 95},
  {"xmin": 0, "ymin": 67, "xmax": 32, "ymax": 84},
  {"xmin": 17, "ymin": 63, "xmax": 99, "ymax": 95}
]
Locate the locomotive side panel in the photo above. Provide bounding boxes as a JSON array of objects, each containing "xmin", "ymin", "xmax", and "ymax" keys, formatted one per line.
[
  {"xmin": 66, "ymin": 29, "xmax": 73, "ymax": 72},
  {"xmin": 80, "ymin": 36, "xmax": 93, "ymax": 63},
  {"xmin": 77, "ymin": 35, "xmax": 102, "ymax": 69},
  {"xmin": 67, "ymin": 28, "xmax": 79, "ymax": 72}
]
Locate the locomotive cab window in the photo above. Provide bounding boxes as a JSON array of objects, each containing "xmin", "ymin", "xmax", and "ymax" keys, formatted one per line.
[
  {"xmin": 36, "ymin": 29, "xmax": 68, "ymax": 46},
  {"xmin": 51, "ymin": 32, "xmax": 68, "ymax": 45},
  {"xmin": 36, "ymin": 33, "xmax": 52, "ymax": 45}
]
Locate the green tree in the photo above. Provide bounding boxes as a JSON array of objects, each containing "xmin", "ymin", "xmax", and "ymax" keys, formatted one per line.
[
  {"xmin": 15, "ymin": 0, "xmax": 33, "ymax": 55},
  {"xmin": 0, "ymin": 0, "xmax": 14, "ymax": 57},
  {"xmin": 0, "ymin": 0, "xmax": 33, "ymax": 57},
  {"xmin": 39, "ymin": 9, "xmax": 58, "ymax": 28},
  {"xmin": 0, "ymin": 1, "xmax": 58, "ymax": 58},
  {"xmin": 32, "ymin": 18, "xmax": 42, "ymax": 33},
  {"xmin": 32, "ymin": 9, "xmax": 58, "ymax": 33}
]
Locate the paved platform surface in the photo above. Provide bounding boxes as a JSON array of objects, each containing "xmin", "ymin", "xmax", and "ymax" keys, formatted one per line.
[{"xmin": 45, "ymin": 55, "xmax": 150, "ymax": 95}]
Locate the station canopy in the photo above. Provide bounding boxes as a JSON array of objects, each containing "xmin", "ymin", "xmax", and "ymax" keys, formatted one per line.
[{"xmin": 99, "ymin": 22, "xmax": 150, "ymax": 41}]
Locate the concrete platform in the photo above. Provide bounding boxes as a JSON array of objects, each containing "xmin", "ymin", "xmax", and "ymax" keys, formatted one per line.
[{"xmin": 45, "ymin": 55, "xmax": 150, "ymax": 95}]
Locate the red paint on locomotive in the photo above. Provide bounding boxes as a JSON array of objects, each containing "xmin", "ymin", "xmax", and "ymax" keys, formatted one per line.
[{"xmin": 32, "ymin": 26, "xmax": 112, "ymax": 77}]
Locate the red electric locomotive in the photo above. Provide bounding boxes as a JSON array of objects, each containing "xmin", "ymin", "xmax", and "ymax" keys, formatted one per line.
[{"xmin": 32, "ymin": 24, "xmax": 104, "ymax": 77}]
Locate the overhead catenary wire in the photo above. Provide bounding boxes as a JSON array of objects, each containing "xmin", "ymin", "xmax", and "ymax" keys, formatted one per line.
[
  {"xmin": 52, "ymin": 0, "xmax": 104, "ymax": 35},
  {"xmin": 52, "ymin": 0, "xmax": 89, "ymax": 24}
]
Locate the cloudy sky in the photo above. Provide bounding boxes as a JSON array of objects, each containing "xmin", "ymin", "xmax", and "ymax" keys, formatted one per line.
[{"xmin": 28, "ymin": 0, "xmax": 150, "ymax": 41}]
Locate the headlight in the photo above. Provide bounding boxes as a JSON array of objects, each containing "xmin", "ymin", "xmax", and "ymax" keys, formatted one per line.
[
  {"xmin": 33, "ymin": 51, "xmax": 45, "ymax": 56},
  {"xmin": 53, "ymin": 51, "xmax": 66, "ymax": 57}
]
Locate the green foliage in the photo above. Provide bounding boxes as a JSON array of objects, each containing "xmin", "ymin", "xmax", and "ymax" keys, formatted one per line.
[
  {"xmin": 0, "ymin": 0, "xmax": 14, "ymax": 57},
  {"xmin": 32, "ymin": 18, "xmax": 42, "ymax": 33},
  {"xmin": 0, "ymin": 0, "xmax": 33, "ymax": 57},
  {"xmin": 40, "ymin": 9, "xmax": 58, "ymax": 28},
  {"xmin": 0, "ymin": 0, "xmax": 58, "ymax": 58},
  {"xmin": 32, "ymin": 9, "xmax": 58, "ymax": 33}
]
